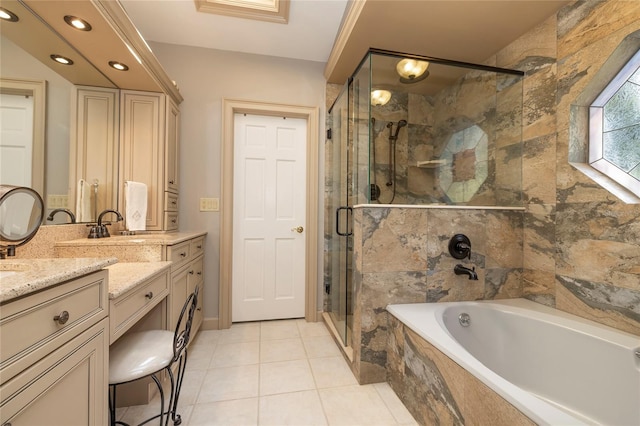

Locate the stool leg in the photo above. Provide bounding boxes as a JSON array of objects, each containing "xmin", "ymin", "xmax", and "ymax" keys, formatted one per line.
[{"xmin": 169, "ymin": 351, "xmax": 189, "ymax": 426}]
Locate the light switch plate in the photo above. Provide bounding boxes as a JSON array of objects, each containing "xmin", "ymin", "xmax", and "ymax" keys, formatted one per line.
[
  {"xmin": 47, "ymin": 194, "xmax": 68, "ymax": 209},
  {"xmin": 199, "ymin": 197, "xmax": 219, "ymax": 212}
]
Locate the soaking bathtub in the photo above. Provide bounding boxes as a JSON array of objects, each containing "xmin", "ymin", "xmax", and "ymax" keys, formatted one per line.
[{"xmin": 386, "ymin": 298, "xmax": 640, "ymax": 425}]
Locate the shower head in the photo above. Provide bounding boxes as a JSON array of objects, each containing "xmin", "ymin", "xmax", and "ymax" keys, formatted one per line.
[{"xmin": 393, "ymin": 119, "xmax": 407, "ymax": 139}]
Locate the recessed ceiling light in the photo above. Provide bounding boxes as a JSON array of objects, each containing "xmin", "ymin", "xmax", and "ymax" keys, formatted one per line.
[
  {"xmin": 109, "ymin": 61, "xmax": 129, "ymax": 71},
  {"xmin": 0, "ymin": 7, "xmax": 19, "ymax": 22},
  {"xmin": 50, "ymin": 54, "xmax": 74, "ymax": 65},
  {"xmin": 64, "ymin": 15, "xmax": 92, "ymax": 31}
]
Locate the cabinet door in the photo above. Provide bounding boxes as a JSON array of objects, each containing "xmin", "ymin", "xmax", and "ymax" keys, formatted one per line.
[
  {"xmin": 70, "ymin": 87, "xmax": 119, "ymax": 221},
  {"xmin": 119, "ymin": 91, "xmax": 164, "ymax": 230},
  {"xmin": 165, "ymin": 97, "xmax": 179, "ymax": 194},
  {"xmin": 0, "ymin": 319, "xmax": 108, "ymax": 426},
  {"xmin": 187, "ymin": 256, "xmax": 204, "ymax": 342},
  {"xmin": 170, "ymin": 267, "xmax": 188, "ymax": 332}
]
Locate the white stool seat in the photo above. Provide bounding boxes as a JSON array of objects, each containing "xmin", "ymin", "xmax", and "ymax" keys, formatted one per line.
[{"xmin": 109, "ymin": 330, "xmax": 175, "ymax": 385}]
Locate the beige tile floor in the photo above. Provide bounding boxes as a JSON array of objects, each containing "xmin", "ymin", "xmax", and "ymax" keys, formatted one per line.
[{"xmin": 116, "ymin": 319, "xmax": 418, "ymax": 426}]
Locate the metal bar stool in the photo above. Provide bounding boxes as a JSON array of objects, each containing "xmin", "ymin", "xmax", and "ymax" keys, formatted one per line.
[{"xmin": 109, "ymin": 287, "xmax": 199, "ymax": 426}]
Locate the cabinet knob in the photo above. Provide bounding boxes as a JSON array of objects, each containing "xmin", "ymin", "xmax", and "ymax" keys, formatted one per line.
[
  {"xmin": 197, "ymin": 271, "xmax": 202, "ymax": 276},
  {"xmin": 169, "ymin": 180, "xmax": 175, "ymax": 184},
  {"xmin": 53, "ymin": 311, "xmax": 70, "ymax": 325},
  {"xmin": 145, "ymin": 292, "xmax": 154, "ymax": 299},
  {"xmin": 180, "ymin": 252, "xmax": 187, "ymax": 257},
  {"xmin": 189, "ymin": 270, "xmax": 194, "ymax": 275},
  {"xmin": 172, "ymin": 219, "xmax": 177, "ymax": 224},
  {"xmin": 197, "ymin": 245, "xmax": 202, "ymax": 249},
  {"xmin": 171, "ymin": 200, "xmax": 177, "ymax": 205}
]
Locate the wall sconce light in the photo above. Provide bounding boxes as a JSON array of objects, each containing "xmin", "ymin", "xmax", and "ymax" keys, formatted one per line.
[
  {"xmin": 64, "ymin": 15, "xmax": 92, "ymax": 31},
  {"xmin": 50, "ymin": 54, "xmax": 74, "ymax": 65},
  {"xmin": 0, "ymin": 7, "xmax": 19, "ymax": 22},
  {"xmin": 371, "ymin": 89, "xmax": 392, "ymax": 106},
  {"xmin": 396, "ymin": 58, "xmax": 429, "ymax": 84}
]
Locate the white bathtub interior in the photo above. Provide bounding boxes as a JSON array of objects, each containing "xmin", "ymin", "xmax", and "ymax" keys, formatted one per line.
[{"xmin": 387, "ymin": 299, "xmax": 640, "ymax": 426}]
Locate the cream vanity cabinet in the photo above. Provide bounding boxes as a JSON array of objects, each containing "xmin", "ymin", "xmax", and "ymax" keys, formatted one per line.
[
  {"xmin": 166, "ymin": 236, "xmax": 205, "ymax": 340},
  {"xmin": 0, "ymin": 271, "xmax": 109, "ymax": 426},
  {"xmin": 119, "ymin": 90, "xmax": 180, "ymax": 232},
  {"xmin": 71, "ymin": 87, "xmax": 180, "ymax": 231}
]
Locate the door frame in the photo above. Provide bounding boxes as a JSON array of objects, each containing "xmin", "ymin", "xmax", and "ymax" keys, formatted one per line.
[
  {"xmin": 0, "ymin": 78, "xmax": 46, "ymax": 196},
  {"xmin": 219, "ymin": 98, "xmax": 319, "ymax": 329}
]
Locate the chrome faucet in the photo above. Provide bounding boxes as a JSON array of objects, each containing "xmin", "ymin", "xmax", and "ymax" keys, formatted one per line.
[
  {"xmin": 88, "ymin": 209, "xmax": 123, "ymax": 238},
  {"xmin": 454, "ymin": 264, "xmax": 478, "ymax": 280},
  {"xmin": 47, "ymin": 208, "xmax": 76, "ymax": 224}
]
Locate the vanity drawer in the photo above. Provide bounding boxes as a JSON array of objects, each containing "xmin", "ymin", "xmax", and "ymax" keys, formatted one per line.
[
  {"xmin": 165, "ymin": 192, "xmax": 178, "ymax": 212},
  {"xmin": 190, "ymin": 237, "xmax": 205, "ymax": 259},
  {"xmin": 0, "ymin": 270, "xmax": 108, "ymax": 385},
  {"xmin": 110, "ymin": 270, "xmax": 169, "ymax": 344},
  {"xmin": 164, "ymin": 211, "xmax": 179, "ymax": 231},
  {"xmin": 167, "ymin": 240, "xmax": 190, "ymax": 269}
]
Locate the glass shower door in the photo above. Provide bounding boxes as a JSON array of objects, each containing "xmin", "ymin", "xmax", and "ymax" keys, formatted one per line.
[{"xmin": 327, "ymin": 84, "xmax": 352, "ymax": 346}]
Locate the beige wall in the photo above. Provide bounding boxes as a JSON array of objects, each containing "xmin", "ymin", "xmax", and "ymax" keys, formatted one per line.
[{"xmin": 148, "ymin": 42, "xmax": 328, "ymax": 320}]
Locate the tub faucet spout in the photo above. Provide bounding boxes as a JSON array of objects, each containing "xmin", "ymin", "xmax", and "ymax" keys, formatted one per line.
[{"xmin": 454, "ymin": 264, "xmax": 478, "ymax": 280}]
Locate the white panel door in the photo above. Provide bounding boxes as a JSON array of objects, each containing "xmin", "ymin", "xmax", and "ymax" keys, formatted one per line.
[
  {"xmin": 0, "ymin": 94, "xmax": 33, "ymax": 186},
  {"xmin": 232, "ymin": 113, "xmax": 307, "ymax": 322}
]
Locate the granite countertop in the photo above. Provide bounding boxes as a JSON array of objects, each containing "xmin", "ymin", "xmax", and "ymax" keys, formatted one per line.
[
  {"xmin": 107, "ymin": 261, "xmax": 172, "ymax": 299},
  {"xmin": 55, "ymin": 231, "xmax": 207, "ymax": 247},
  {"xmin": 0, "ymin": 257, "xmax": 118, "ymax": 303}
]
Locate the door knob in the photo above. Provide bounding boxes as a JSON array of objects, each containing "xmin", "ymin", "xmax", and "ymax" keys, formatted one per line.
[{"xmin": 291, "ymin": 226, "xmax": 304, "ymax": 233}]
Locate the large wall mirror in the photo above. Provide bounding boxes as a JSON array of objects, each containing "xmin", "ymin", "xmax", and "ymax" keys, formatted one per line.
[{"xmin": 0, "ymin": 0, "xmax": 181, "ymax": 224}]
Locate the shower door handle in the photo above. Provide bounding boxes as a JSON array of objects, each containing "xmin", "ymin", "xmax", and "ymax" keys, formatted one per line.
[{"xmin": 335, "ymin": 206, "xmax": 353, "ymax": 236}]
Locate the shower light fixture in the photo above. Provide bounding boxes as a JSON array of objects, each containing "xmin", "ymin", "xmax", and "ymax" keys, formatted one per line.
[
  {"xmin": 0, "ymin": 7, "xmax": 19, "ymax": 22},
  {"xmin": 50, "ymin": 54, "xmax": 74, "ymax": 65},
  {"xmin": 371, "ymin": 89, "xmax": 392, "ymax": 106},
  {"xmin": 396, "ymin": 58, "xmax": 429, "ymax": 84},
  {"xmin": 64, "ymin": 15, "xmax": 92, "ymax": 31}
]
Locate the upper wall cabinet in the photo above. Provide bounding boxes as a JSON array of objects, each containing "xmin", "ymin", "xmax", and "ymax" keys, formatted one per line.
[
  {"xmin": 119, "ymin": 90, "xmax": 180, "ymax": 231},
  {"xmin": 1, "ymin": 0, "xmax": 182, "ymax": 105}
]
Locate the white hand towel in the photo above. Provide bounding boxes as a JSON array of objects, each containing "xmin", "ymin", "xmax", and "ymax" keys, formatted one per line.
[
  {"xmin": 124, "ymin": 181, "xmax": 148, "ymax": 231},
  {"xmin": 75, "ymin": 179, "xmax": 92, "ymax": 222}
]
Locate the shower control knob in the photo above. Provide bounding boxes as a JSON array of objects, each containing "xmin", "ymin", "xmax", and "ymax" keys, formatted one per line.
[{"xmin": 291, "ymin": 226, "xmax": 304, "ymax": 233}]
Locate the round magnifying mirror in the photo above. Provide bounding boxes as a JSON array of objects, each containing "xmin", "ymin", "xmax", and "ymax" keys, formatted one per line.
[{"xmin": 0, "ymin": 185, "xmax": 45, "ymax": 243}]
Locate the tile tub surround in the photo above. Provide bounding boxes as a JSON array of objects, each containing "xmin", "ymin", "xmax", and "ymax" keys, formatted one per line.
[
  {"xmin": 323, "ymin": 2, "xmax": 640, "ymax": 389},
  {"xmin": 386, "ymin": 314, "xmax": 535, "ymax": 426},
  {"xmin": 0, "ymin": 257, "xmax": 117, "ymax": 302},
  {"xmin": 495, "ymin": 0, "xmax": 640, "ymax": 336},
  {"xmin": 349, "ymin": 205, "xmax": 523, "ymax": 384}
]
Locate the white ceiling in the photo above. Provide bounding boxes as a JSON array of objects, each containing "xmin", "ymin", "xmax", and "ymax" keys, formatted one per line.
[{"xmin": 119, "ymin": 0, "xmax": 349, "ymax": 63}]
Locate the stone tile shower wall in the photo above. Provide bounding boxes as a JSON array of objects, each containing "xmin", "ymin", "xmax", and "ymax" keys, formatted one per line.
[
  {"xmin": 351, "ymin": 206, "xmax": 523, "ymax": 383},
  {"xmin": 370, "ymin": 68, "xmax": 522, "ymax": 206}
]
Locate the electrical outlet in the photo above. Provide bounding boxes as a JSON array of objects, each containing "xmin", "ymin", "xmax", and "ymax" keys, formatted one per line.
[
  {"xmin": 47, "ymin": 194, "xmax": 68, "ymax": 209},
  {"xmin": 199, "ymin": 197, "xmax": 219, "ymax": 212}
]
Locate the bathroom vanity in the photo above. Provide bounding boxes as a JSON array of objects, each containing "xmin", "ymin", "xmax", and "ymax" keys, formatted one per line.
[{"xmin": 0, "ymin": 258, "xmax": 115, "ymax": 425}]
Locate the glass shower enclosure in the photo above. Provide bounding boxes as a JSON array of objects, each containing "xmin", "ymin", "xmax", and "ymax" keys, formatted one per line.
[{"xmin": 326, "ymin": 49, "xmax": 524, "ymax": 348}]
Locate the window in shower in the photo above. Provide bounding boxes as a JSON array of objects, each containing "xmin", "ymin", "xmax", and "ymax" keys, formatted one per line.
[{"xmin": 588, "ymin": 49, "xmax": 640, "ymax": 199}]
